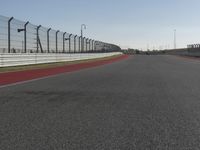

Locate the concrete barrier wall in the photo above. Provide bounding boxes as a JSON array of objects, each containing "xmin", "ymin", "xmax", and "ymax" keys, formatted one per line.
[
  {"xmin": 0, "ymin": 52, "xmax": 122, "ymax": 67},
  {"xmin": 165, "ymin": 48, "xmax": 200, "ymax": 57}
]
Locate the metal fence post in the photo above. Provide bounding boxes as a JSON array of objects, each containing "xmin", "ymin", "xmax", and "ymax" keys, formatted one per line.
[
  {"xmin": 36, "ymin": 25, "xmax": 41, "ymax": 53},
  {"xmin": 79, "ymin": 36, "xmax": 81, "ymax": 53},
  {"xmin": 47, "ymin": 28, "xmax": 51, "ymax": 53},
  {"xmin": 85, "ymin": 38, "xmax": 87, "ymax": 52},
  {"xmin": 101, "ymin": 42, "xmax": 103, "ymax": 52},
  {"xmin": 100, "ymin": 42, "xmax": 102, "ymax": 52},
  {"xmin": 91, "ymin": 40, "xmax": 93, "ymax": 52},
  {"xmin": 74, "ymin": 35, "xmax": 76, "ymax": 53},
  {"xmin": 63, "ymin": 32, "xmax": 66, "ymax": 53},
  {"xmin": 89, "ymin": 39, "xmax": 91, "ymax": 52},
  {"xmin": 17, "ymin": 21, "xmax": 29, "ymax": 53},
  {"xmin": 94, "ymin": 41, "xmax": 96, "ymax": 52},
  {"xmin": 83, "ymin": 37, "xmax": 86, "ymax": 53},
  {"xmin": 8, "ymin": 17, "xmax": 14, "ymax": 53},
  {"xmin": 56, "ymin": 30, "xmax": 59, "ymax": 53},
  {"xmin": 92, "ymin": 40, "xmax": 94, "ymax": 52},
  {"xmin": 69, "ymin": 34, "xmax": 72, "ymax": 53},
  {"xmin": 86, "ymin": 38, "xmax": 88, "ymax": 52}
]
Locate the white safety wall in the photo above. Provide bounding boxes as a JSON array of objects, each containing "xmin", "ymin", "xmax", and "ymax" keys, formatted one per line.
[
  {"xmin": 165, "ymin": 49, "xmax": 200, "ymax": 57},
  {"xmin": 0, "ymin": 52, "xmax": 122, "ymax": 67}
]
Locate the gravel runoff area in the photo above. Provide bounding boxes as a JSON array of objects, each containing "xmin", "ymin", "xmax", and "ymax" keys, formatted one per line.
[{"xmin": 1, "ymin": 55, "xmax": 200, "ymax": 149}]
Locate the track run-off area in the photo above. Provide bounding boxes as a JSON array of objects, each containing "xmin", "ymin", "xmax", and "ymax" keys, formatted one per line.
[{"xmin": 1, "ymin": 55, "xmax": 200, "ymax": 149}]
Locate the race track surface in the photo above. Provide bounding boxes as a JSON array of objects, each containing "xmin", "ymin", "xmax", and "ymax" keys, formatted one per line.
[{"xmin": 1, "ymin": 55, "xmax": 200, "ymax": 149}]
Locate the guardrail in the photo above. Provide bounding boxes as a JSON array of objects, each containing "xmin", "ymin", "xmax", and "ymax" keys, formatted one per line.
[{"xmin": 0, "ymin": 52, "xmax": 122, "ymax": 67}]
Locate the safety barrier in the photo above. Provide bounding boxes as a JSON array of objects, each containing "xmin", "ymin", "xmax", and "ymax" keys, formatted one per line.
[
  {"xmin": 0, "ymin": 52, "xmax": 122, "ymax": 67},
  {"xmin": 165, "ymin": 48, "xmax": 200, "ymax": 57}
]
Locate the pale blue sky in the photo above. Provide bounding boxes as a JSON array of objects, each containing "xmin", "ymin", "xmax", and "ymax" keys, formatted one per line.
[{"xmin": 0, "ymin": 0, "xmax": 200, "ymax": 50}]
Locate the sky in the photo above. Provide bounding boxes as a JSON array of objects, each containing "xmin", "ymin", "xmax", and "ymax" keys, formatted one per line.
[{"xmin": 0, "ymin": 0, "xmax": 200, "ymax": 50}]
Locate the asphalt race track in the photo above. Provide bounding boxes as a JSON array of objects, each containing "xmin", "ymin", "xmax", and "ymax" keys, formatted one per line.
[{"xmin": 1, "ymin": 55, "xmax": 200, "ymax": 149}]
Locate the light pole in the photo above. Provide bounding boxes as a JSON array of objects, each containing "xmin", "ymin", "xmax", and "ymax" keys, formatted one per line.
[
  {"xmin": 174, "ymin": 29, "xmax": 176, "ymax": 49},
  {"xmin": 81, "ymin": 24, "xmax": 86, "ymax": 52}
]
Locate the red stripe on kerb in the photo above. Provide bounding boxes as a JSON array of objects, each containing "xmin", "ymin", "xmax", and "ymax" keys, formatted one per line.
[{"xmin": 0, "ymin": 55, "xmax": 129, "ymax": 86}]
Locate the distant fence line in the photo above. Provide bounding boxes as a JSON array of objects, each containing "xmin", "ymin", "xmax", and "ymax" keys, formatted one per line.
[
  {"xmin": 162, "ymin": 48, "xmax": 200, "ymax": 57},
  {"xmin": 187, "ymin": 44, "xmax": 200, "ymax": 49},
  {"xmin": 0, "ymin": 15, "xmax": 121, "ymax": 54}
]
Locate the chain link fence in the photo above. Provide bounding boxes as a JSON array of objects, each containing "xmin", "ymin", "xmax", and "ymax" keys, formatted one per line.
[{"xmin": 0, "ymin": 15, "xmax": 121, "ymax": 54}]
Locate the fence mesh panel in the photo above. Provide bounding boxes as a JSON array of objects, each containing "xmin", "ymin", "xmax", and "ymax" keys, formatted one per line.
[{"xmin": 0, "ymin": 15, "xmax": 121, "ymax": 53}]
